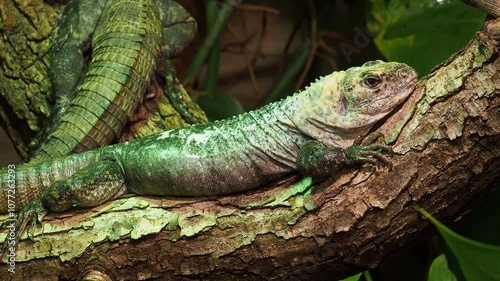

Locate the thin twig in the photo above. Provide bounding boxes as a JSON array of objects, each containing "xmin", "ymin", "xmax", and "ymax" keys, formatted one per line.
[
  {"xmin": 236, "ymin": 3, "xmax": 280, "ymax": 15},
  {"xmin": 295, "ymin": 0, "xmax": 318, "ymax": 91}
]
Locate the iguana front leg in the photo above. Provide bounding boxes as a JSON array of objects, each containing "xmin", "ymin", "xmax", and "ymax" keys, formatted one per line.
[
  {"xmin": 162, "ymin": 61, "xmax": 207, "ymax": 124},
  {"xmin": 153, "ymin": 0, "xmax": 206, "ymax": 124},
  {"xmin": 297, "ymin": 140, "xmax": 392, "ymax": 180}
]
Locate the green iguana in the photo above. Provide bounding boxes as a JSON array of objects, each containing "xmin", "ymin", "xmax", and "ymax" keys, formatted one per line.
[
  {"xmin": 30, "ymin": 0, "xmax": 202, "ymax": 162},
  {"xmin": 0, "ymin": 60, "xmax": 417, "ymax": 258}
]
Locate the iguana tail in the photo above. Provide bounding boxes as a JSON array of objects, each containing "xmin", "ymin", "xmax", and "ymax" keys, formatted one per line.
[{"xmin": 30, "ymin": 0, "xmax": 162, "ymax": 162}]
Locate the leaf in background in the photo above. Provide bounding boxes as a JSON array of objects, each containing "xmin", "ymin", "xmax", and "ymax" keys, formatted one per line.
[
  {"xmin": 453, "ymin": 187, "xmax": 500, "ymax": 246},
  {"xmin": 197, "ymin": 92, "xmax": 245, "ymax": 121},
  {"xmin": 368, "ymin": 0, "xmax": 485, "ymax": 76},
  {"xmin": 338, "ymin": 273, "xmax": 362, "ymax": 281},
  {"xmin": 428, "ymin": 254, "xmax": 457, "ymax": 281},
  {"xmin": 417, "ymin": 207, "xmax": 500, "ymax": 281}
]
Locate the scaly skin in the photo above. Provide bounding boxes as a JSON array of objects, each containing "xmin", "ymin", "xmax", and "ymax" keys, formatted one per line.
[
  {"xmin": 0, "ymin": 61, "xmax": 417, "ymax": 256},
  {"xmin": 29, "ymin": 0, "xmax": 199, "ymax": 162}
]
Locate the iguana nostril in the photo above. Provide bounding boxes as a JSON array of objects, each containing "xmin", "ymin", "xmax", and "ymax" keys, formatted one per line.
[{"xmin": 396, "ymin": 68, "xmax": 410, "ymax": 78}]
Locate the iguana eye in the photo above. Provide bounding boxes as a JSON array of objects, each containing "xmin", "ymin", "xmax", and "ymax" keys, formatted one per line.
[{"xmin": 364, "ymin": 76, "xmax": 382, "ymax": 88}]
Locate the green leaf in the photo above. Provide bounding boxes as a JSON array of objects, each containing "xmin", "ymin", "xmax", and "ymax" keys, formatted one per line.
[
  {"xmin": 417, "ymin": 207, "xmax": 500, "ymax": 281},
  {"xmin": 427, "ymin": 254, "xmax": 457, "ymax": 281},
  {"xmin": 197, "ymin": 92, "xmax": 245, "ymax": 121},
  {"xmin": 453, "ymin": 187, "xmax": 500, "ymax": 246},
  {"xmin": 368, "ymin": 0, "xmax": 485, "ymax": 76},
  {"xmin": 338, "ymin": 273, "xmax": 362, "ymax": 281}
]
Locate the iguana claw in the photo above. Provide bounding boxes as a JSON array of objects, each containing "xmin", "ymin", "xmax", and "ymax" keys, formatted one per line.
[
  {"xmin": 344, "ymin": 143, "xmax": 394, "ymax": 170},
  {"xmin": 0, "ymin": 199, "xmax": 47, "ymax": 261}
]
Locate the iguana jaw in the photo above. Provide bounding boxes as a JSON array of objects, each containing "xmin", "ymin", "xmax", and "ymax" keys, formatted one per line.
[
  {"xmin": 339, "ymin": 61, "xmax": 418, "ymax": 129},
  {"xmin": 286, "ymin": 61, "xmax": 418, "ymax": 148},
  {"xmin": 353, "ymin": 75, "xmax": 417, "ymax": 126},
  {"xmin": 330, "ymin": 78, "xmax": 417, "ymax": 147}
]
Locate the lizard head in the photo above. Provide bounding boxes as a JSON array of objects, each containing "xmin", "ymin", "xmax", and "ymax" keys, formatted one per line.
[
  {"xmin": 289, "ymin": 61, "xmax": 417, "ymax": 147},
  {"xmin": 339, "ymin": 60, "xmax": 417, "ymax": 127},
  {"xmin": 286, "ymin": 60, "xmax": 417, "ymax": 147}
]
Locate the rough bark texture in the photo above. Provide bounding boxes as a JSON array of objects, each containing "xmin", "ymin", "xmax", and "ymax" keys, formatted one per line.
[
  {"xmin": 463, "ymin": 0, "xmax": 500, "ymax": 17},
  {"xmin": 0, "ymin": 9, "xmax": 499, "ymax": 281},
  {"xmin": 0, "ymin": 0, "xmax": 60, "ymax": 158}
]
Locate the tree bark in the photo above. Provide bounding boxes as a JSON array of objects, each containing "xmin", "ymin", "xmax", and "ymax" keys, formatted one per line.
[
  {"xmin": 0, "ymin": 0, "xmax": 60, "ymax": 158},
  {"xmin": 462, "ymin": 0, "xmax": 500, "ymax": 17},
  {"xmin": 0, "ymin": 8, "xmax": 499, "ymax": 281}
]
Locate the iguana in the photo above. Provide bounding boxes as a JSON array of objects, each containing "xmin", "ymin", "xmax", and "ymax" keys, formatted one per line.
[
  {"xmin": 29, "ymin": 0, "xmax": 203, "ymax": 162},
  {"xmin": 0, "ymin": 60, "xmax": 417, "ymax": 258}
]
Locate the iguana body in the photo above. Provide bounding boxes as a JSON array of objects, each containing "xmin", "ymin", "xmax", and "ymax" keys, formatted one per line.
[
  {"xmin": 0, "ymin": 61, "xmax": 417, "ymax": 255},
  {"xmin": 1, "ymin": 60, "xmax": 416, "ymax": 212},
  {"xmin": 30, "ymin": 0, "xmax": 199, "ymax": 162}
]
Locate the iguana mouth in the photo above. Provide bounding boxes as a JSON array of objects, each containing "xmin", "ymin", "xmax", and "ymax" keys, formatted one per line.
[
  {"xmin": 402, "ymin": 77, "xmax": 418, "ymax": 91},
  {"xmin": 401, "ymin": 76, "xmax": 418, "ymax": 93},
  {"xmin": 372, "ymin": 76, "xmax": 417, "ymax": 104},
  {"xmin": 392, "ymin": 77, "xmax": 417, "ymax": 104},
  {"xmin": 381, "ymin": 76, "xmax": 418, "ymax": 117}
]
